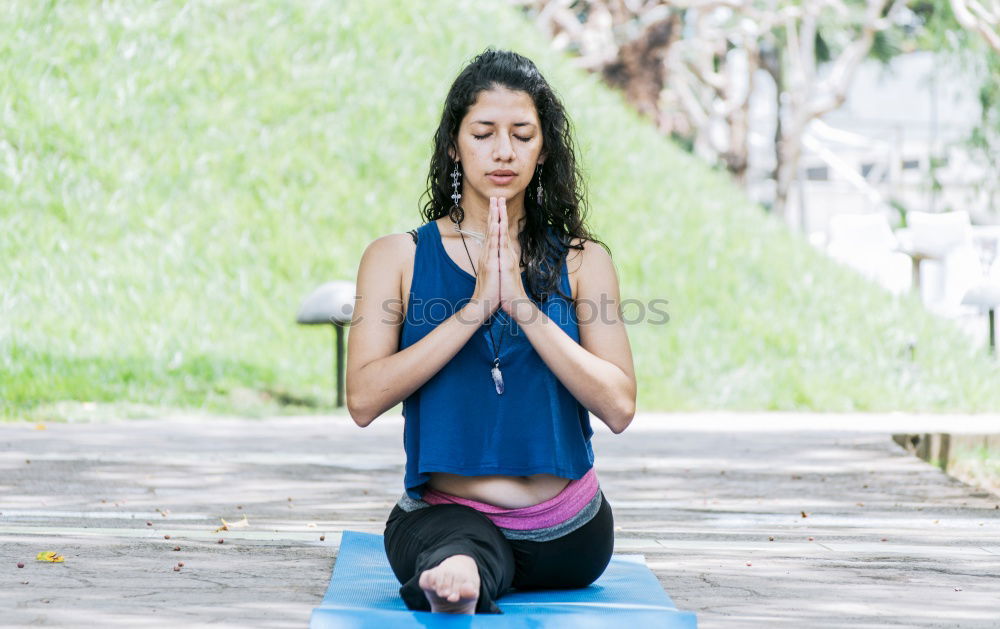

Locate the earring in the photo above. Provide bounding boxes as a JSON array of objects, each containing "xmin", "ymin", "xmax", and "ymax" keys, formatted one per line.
[
  {"xmin": 535, "ymin": 163, "xmax": 544, "ymax": 206},
  {"xmin": 449, "ymin": 161, "xmax": 464, "ymax": 223}
]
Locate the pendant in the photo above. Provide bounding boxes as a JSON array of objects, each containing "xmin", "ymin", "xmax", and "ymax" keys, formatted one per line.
[
  {"xmin": 490, "ymin": 360, "xmax": 504, "ymax": 395},
  {"xmin": 453, "ymin": 225, "xmax": 485, "ymax": 244}
]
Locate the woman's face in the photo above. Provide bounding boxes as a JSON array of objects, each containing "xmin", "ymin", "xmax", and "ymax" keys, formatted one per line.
[{"xmin": 450, "ymin": 87, "xmax": 545, "ymax": 205}]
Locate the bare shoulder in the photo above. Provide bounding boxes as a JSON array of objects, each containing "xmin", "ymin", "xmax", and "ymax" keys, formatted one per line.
[
  {"xmin": 566, "ymin": 237, "xmax": 615, "ymax": 301},
  {"xmin": 368, "ymin": 231, "xmax": 416, "ymax": 252},
  {"xmin": 353, "ymin": 232, "xmax": 417, "ymax": 315},
  {"xmin": 567, "ymin": 236, "xmax": 612, "ymax": 265},
  {"xmin": 360, "ymin": 232, "xmax": 415, "ymax": 271}
]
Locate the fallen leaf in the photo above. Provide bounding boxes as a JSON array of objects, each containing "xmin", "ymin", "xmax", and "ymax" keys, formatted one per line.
[
  {"xmin": 213, "ymin": 514, "xmax": 249, "ymax": 533},
  {"xmin": 34, "ymin": 424, "xmax": 46, "ymax": 430},
  {"xmin": 35, "ymin": 551, "xmax": 64, "ymax": 563},
  {"xmin": 800, "ymin": 511, "xmax": 808, "ymax": 518}
]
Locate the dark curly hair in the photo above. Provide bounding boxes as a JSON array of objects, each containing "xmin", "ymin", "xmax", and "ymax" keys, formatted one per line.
[{"xmin": 418, "ymin": 48, "xmax": 609, "ymax": 305}]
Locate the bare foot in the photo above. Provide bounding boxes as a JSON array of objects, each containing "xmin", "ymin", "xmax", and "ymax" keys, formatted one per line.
[{"xmin": 418, "ymin": 554, "xmax": 480, "ymax": 614}]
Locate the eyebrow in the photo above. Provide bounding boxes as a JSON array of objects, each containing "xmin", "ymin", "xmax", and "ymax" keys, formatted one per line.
[{"xmin": 471, "ymin": 120, "xmax": 537, "ymax": 128}]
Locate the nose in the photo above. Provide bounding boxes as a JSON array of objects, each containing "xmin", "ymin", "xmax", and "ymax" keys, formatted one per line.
[{"xmin": 493, "ymin": 133, "xmax": 515, "ymax": 162}]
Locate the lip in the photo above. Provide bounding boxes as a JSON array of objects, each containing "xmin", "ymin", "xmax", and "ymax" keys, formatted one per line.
[{"xmin": 487, "ymin": 171, "xmax": 516, "ymax": 185}]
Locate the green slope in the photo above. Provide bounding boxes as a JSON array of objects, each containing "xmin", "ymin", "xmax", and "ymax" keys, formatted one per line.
[{"xmin": 2, "ymin": 0, "xmax": 998, "ymax": 421}]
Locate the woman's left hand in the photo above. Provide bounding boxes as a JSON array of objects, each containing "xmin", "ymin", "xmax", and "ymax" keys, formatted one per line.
[{"xmin": 494, "ymin": 197, "xmax": 529, "ymax": 316}]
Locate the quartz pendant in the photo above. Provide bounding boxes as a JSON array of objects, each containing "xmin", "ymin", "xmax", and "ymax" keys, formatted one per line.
[{"xmin": 491, "ymin": 363, "xmax": 504, "ymax": 395}]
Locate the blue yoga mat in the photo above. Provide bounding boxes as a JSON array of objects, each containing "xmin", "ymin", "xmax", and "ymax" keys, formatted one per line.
[{"xmin": 310, "ymin": 530, "xmax": 698, "ymax": 628}]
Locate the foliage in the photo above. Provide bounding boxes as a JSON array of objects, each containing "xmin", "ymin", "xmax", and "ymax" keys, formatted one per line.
[{"xmin": 2, "ymin": 0, "xmax": 999, "ymax": 421}]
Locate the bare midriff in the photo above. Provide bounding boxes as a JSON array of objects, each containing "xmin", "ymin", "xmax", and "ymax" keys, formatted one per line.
[{"xmin": 426, "ymin": 472, "xmax": 572, "ymax": 509}]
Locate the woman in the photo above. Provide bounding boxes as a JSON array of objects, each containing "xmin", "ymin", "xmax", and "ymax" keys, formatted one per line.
[{"xmin": 346, "ymin": 48, "xmax": 636, "ymax": 615}]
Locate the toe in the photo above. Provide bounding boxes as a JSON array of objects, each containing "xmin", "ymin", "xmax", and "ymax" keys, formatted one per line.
[{"xmin": 463, "ymin": 580, "xmax": 478, "ymax": 598}]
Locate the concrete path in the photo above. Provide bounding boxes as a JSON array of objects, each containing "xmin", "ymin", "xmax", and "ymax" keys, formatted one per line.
[{"xmin": 1, "ymin": 412, "xmax": 998, "ymax": 628}]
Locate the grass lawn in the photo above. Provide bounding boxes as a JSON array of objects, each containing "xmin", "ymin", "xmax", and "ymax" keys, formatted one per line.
[
  {"xmin": 3, "ymin": 0, "xmax": 999, "ymax": 422},
  {"xmin": 945, "ymin": 443, "xmax": 1000, "ymax": 496}
]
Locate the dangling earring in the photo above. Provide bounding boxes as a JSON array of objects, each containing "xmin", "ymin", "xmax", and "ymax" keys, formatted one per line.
[
  {"xmin": 535, "ymin": 163, "xmax": 544, "ymax": 206},
  {"xmin": 448, "ymin": 161, "xmax": 464, "ymax": 224}
]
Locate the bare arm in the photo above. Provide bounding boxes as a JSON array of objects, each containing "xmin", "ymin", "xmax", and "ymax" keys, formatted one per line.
[
  {"xmin": 509, "ymin": 239, "xmax": 637, "ymax": 434},
  {"xmin": 345, "ymin": 234, "xmax": 489, "ymax": 427}
]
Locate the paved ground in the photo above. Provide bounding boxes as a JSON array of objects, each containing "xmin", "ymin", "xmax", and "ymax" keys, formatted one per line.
[{"xmin": 1, "ymin": 411, "xmax": 999, "ymax": 628}]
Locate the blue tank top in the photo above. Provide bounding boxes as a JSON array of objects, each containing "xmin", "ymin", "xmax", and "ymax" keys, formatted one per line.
[{"xmin": 399, "ymin": 219, "xmax": 595, "ymax": 500}]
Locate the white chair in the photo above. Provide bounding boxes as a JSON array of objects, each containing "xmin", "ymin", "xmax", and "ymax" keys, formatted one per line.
[
  {"xmin": 296, "ymin": 280, "xmax": 356, "ymax": 408},
  {"xmin": 825, "ymin": 212, "xmax": 912, "ymax": 296},
  {"xmin": 897, "ymin": 210, "xmax": 980, "ymax": 317},
  {"xmin": 960, "ymin": 225, "xmax": 1000, "ymax": 354}
]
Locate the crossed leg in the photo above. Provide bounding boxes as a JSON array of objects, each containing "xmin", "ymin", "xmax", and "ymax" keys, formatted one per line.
[{"xmin": 384, "ymin": 503, "xmax": 514, "ymax": 615}]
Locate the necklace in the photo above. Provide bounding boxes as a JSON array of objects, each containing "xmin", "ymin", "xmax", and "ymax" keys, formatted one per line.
[{"xmin": 456, "ymin": 215, "xmax": 508, "ymax": 395}]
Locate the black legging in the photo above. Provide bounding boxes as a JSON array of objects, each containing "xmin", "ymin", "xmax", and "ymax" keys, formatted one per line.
[{"xmin": 382, "ymin": 490, "xmax": 615, "ymax": 614}]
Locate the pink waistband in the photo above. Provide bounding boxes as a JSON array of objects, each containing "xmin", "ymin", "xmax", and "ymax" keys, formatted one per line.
[{"xmin": 420, "ymin": 467, "xmax": 599, "ymax": 530}]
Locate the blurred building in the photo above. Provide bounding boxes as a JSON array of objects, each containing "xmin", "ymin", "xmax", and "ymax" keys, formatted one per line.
[{"xmin": 745, "ymin": 51, "xmax": 997, "ymax": 346}]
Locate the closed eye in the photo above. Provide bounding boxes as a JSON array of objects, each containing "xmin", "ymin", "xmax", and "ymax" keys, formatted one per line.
[{"xmin": 473, "ymin": 133, "xmax": 533, "ymax": 142}]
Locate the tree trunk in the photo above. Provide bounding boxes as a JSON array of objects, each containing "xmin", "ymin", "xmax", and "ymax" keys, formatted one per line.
[
  {"xmin": 600, "ymin": 15, "xmax": 682, "ymax": 126},
  {"xmin": 760, "ymin": 41, "xmax": 783, "ymax": 214}
]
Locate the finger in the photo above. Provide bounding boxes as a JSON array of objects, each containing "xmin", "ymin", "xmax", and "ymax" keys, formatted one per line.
[
  {"xmin": 487, "ymin": 203, "xmax": 496, "ymax": 255},
  {"xmin": 481, "ymin": 208, "xmax": 494, "ymax": 277},
  {"xmin": 496, "ymin": 199, "xmax": 503, "ymax": 248},
  {"xmin": 489, "ymin": 198, "xmax": 498, "ymax": 241},
  {"xmin": 499, "ymin": 201, "xmax": 507, "ymax": 248},
  {"xmin": 489, "ymin": 205, "xmax": 500, "ymax": 254}
]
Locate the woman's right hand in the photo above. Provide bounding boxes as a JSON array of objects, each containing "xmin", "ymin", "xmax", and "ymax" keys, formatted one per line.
[{"xmin": 466, "ymin": 198, "xmax": 501, "ymax": 324}]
